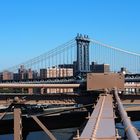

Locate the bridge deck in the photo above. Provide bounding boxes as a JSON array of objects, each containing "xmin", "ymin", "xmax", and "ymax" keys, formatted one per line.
[{"xmin": 78, "ymin": 94, "xmax": 116, "ymax": 140}]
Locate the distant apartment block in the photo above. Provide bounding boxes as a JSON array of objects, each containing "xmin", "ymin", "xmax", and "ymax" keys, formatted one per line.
[
  {"xmin": 90, "ymin": 62, "xmax": 110, "ymax": 73},
  {"xmin": 2, "ymin": 71, "xmax": 13, "ymax": 80},
  {"xmin": 0, "ymin": 73, "xmax": 3, "ymax": 81}
]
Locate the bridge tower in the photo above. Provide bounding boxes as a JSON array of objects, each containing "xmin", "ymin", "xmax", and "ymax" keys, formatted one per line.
[{"xmin": 76, "ymin": 34, "xmax": 90, "ymax": 74}]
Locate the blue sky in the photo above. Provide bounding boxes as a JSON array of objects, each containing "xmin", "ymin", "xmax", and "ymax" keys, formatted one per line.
[{"xmin": 0, "ymin": 0, "xmax": 140, "ymax": 70}]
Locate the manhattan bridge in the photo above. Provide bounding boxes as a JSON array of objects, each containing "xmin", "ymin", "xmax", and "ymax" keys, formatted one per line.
[
  {"xmin": 3, "ymin": 34, "xmax": 140, "ymax": 74},
  {"xmin": 0, "ymin": 33, "xmax": 140, "ymax": 84},
  {"xmin": 0, "ymin": 34, "xmax": 140, "ymax": 140}
]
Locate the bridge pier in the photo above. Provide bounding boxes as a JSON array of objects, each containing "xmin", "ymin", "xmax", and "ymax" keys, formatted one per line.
[{"xmin": 76, "ymin": 34, "xmax": 90, "ymax": 74}]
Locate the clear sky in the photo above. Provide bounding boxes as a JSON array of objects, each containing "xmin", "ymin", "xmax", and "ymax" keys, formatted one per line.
[{"xmin": 0, "ymin": 0, "xmax": 140, "ymax": 70}]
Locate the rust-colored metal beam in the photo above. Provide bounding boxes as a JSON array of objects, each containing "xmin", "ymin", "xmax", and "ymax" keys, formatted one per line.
[
  {"xmin": 14, "ymin": 107, "xmax": 22, "ymax": 140},
  {"xmin": 0, "ymin": 80, "xmax": 140, "ymax": 89},
  {"xmin": 0, "ymin": 93, "xmax": 97, "ymax": 106},
  {"xmin": 122, "ymin": 100, "xmax": 140, "ymax": 105},
  {"xmin": 125, "ymin": 106, "xmax": 140, "ymax": 111},
  {"xmin": 0, "ymin": 99, "xmax": 76, "ymax": 105},
  {"xmin": 78, "ymin": 94, "xmax": 116, "ymax": 140},
  {"xmin": 124, "ymin": 83, "xmax": 140, "ymax": 88},
  {"xmin": 0, "ymin": 83, "xmax": 80, "ymax": 88},
  {"xmin": 32, "ymin": 116, "xmax": 56, "ymax": 140},
  {"xmin": 120, "ymin": 94, "xmax": 140, "ymax": 104},
  {"xmin": 0, "ymin": 112, "xmax": 6, "ymax": 120}
]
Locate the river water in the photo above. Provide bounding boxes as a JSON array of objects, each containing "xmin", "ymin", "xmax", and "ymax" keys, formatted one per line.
[
  {"xmin": 0, "ymin": 121, "xmax": 140, "ymax": 140},
  {"xmin": 0, "ymin": 128, "xmax": 77, "ymax": 140}
]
